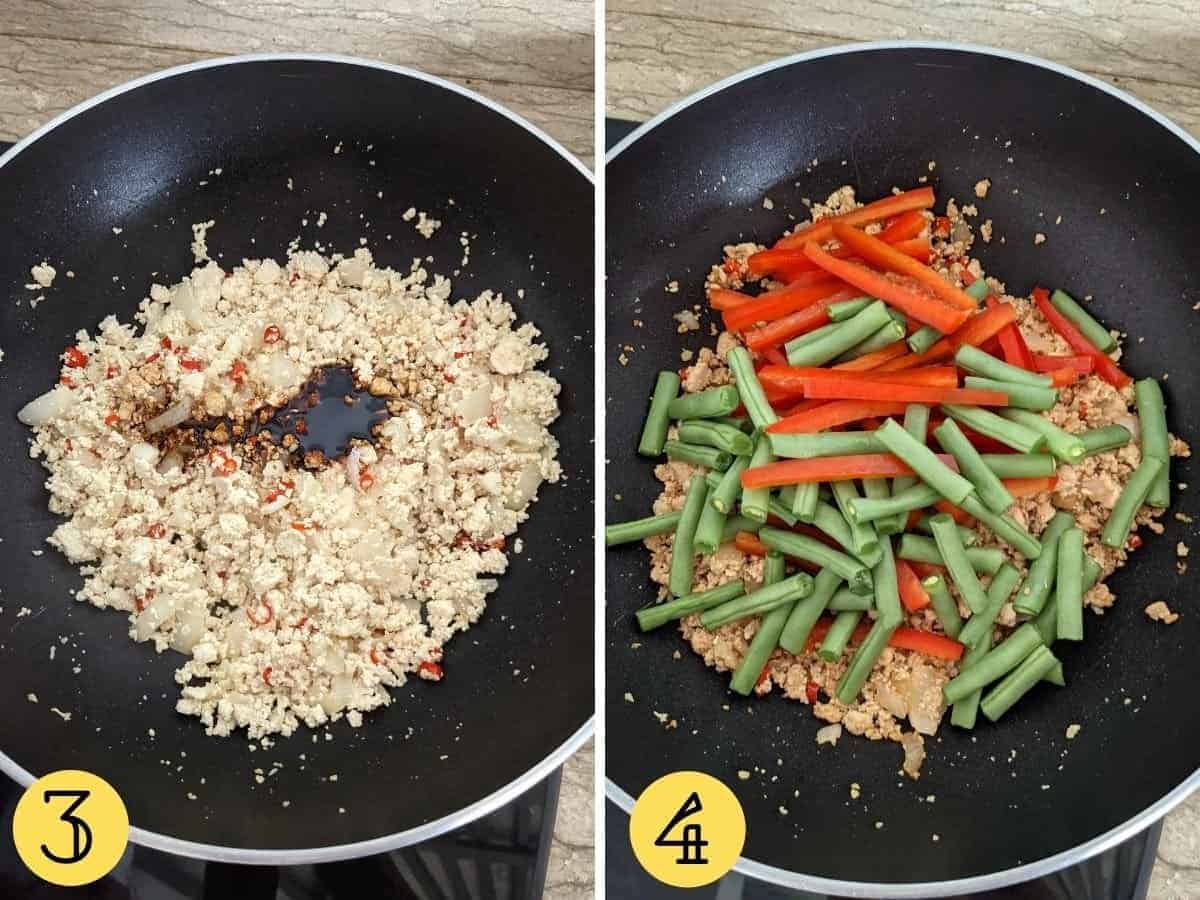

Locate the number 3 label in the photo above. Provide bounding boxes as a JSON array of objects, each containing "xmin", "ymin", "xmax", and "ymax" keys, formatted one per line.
[{"xmin": 12, "ymin": 770, "xmax": 129, "ymax": 886}]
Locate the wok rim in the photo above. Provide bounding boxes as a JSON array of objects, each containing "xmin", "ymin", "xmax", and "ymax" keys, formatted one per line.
[
  {"xmin": 0, "ymin": 51, "xmax": 595, "ymax": 863},
  {"xmin": 604, "ymin": 39, "xmax": 1200, "ymax": 897}
]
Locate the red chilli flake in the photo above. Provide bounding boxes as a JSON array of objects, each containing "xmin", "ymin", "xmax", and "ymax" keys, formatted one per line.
[
  {"xmin": 806, "ymin": 681, "xmax": 820, "ymax": 704},
  {"xmin": 146, "ymin": 522, "xmax": 166, "ymax": 539},
  {"xmin": 722, "ymin": 257, "xmax": 741, "ymax": 275},
  {"xmin": 247, "ymin": 600, "xmax": 274, "ymax": 627},
  {"xmin": 59, "ymin": 376, "xmax": 75, "ymax": 388},
  {"xmin": 755, "ymin": 666, "xmax": 772, "ymax": 689},
  {"xmin": 294, "ymin": 419, "xmax": 308, "ymax": 435},
  {"xmin": 64, "ymin": 346, "xmax": 88, "ymax": 368},
  {"xmin": 262, "ymin": 666, "xmax": 273, "ymax": 686},
  {"xmin": 263, "ymin": 325, "xmax": 282, "ymax": 344},
  {"xmin": 359, "ymin": 470, "xmax": 375, "ymax": 490},
  {"xmin": 104, "ymin": 412, "xmax": 121, "ymax": 427},
  {"xmin": 933, "ymin": 216, "xmax": 952, "ymax": 238},
  {"xmin": 418, "ymin": 661, "xmax": 444, "ymax": 681},
  {"xmin": 180, "ymin": 357, "xmax": 203, "ymax": 371},
  {"xmin": 144, "ymin": 352, "xmax": 161, "ymax": 365},
  {"xmin": 160, "ymin": 336, "xmax": 173, "ymax": 350},
  {"xmin": 369, "ymin": 648, "xmax": 384, "ymax": 665},
  {"xmin": 443, "ymin": 373, "xmax": 456, "ymax": 384},
  {"xmin": 1128, "ymin": 534, "xmax": 1143, "ymax": 549},
  {"xmin": 229, "ymin": 360, "xmax": 248, "ymax": 384},
  {"xmin": 106, "ymin": 364, "xmax": 120, "ymax": 379}
]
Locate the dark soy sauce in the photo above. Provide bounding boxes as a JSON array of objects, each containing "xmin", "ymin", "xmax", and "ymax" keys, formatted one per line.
[{"xmin": 263, "ymin": 366, "xmax": 390, "ymax": 461}]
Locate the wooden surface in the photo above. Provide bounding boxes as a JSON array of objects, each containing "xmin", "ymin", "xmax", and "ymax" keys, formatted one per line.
[{"xmin": 0, "ymin": 0, "xmax": 593, "ymax": 164}]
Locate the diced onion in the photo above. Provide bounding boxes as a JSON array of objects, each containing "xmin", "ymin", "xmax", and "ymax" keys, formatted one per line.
[
  {"xmin": 17, "ymin": 387, "xmax": 77, "ymax": 426},
  {"xmin": 457, "ymin": 381, "xmax": 493, "ymax": 424},
  {"xmin": 508, "ymin": 462, "xmax": 543, "ymax": 509},
  {"xmin": 320, "ymin": 674, "xmax": 356, "ymax": 714},
  {"xmin": 816, "ymin": 723, "xmax": 843, "ymax": 746},
  {"xmin": 145, "ymin": 400, "xmax": 193, "ymax": 434},
  {"xmin": 503, "ymin": 414, "xmax": 543, "ymax": 450},
  {"xmin": 171, "ymin": 603, "xmax": 207, "ymax": 653}
]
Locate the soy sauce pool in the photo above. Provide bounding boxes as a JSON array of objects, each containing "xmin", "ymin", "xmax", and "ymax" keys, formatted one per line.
[{"xmin": 262, "ymin": 365, "xmax": 390, "ymax": 462}]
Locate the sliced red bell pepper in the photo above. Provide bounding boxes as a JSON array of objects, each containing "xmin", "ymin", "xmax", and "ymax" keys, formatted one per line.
[
  {"xmin": 1032, "ymin": 287, "xmax": 1131, "ymax": 388},
  {"xmin": 741, "ymin": 452, "xmax": 958, "ymax": 488},
  {"xmin": 723, "ymin": 281, "xmax": 845, "ymax": 332},
  {"xmin": 985, "ymin": 296, "xmax": 1036, "ymax": 370},
  {"xmin": 832, "ymin": 223, "xmax": 977, "ymax": 312},
  {"xmin": 775, "ymin": 187, "xmax": 936, "ymax": 250},
  {"xmin": 1031, "ymin": 353, "xmax": 1094, "ymax": 374},
  {"xmin": 766, "ymin": 400, "xmax": 909, "ymax": 434},
  {"xmin": 880, "ymin": 209, "xmax": 928, "ymax": 242},
  {"xmin": 895, "ymin": 559, "xmax": 932, "ymax": 612}
]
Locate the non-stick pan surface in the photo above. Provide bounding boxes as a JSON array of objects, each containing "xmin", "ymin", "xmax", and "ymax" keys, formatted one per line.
[
  {"xmin": 0, "ymin": 55, "xmax": 593, "ymax": 861},
  {"xmin": 606, "ymin": 43, "xmax": 1199, "ymax": 895}
]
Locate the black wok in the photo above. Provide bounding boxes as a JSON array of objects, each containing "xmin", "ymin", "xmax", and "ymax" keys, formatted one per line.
[
  {"xmin": 0, "ymin": 54, "xmax": 593, "ymax": 862},
  {"xmin": 606, "ymin": 42, "xmax": 1199, "ymax": 896}
]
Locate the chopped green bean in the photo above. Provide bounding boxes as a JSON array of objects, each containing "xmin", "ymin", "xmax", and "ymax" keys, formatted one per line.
[
  {"xmin": 727, "ymin": 346, "xmax": 779, "ymax": 432},
  {"xmin": 875, "ymin": 418, "xmax": 975, "ymax": 504},
  {"xmin": 692, "ymin": 499, "xmax": 728, "ymax": 556},
  {"xmin": 907, "ymin": 324, "xmax": 941, "ymax": 354},
  {"xmin": 767, "ymin": 431, "xmax": 884, "ymax": 459},
  {"xmin": 944, "ymin": 623, "xmax": 1043, "ymax": 704},
  {"xmin": 1050, "ymin": 289, "xmax": 1116, "ymax": 352},
  {"xmin": 767, "ymin": 494, "xmax": 799, "ymax": 527},
  {"xmin": 998, "ymin": 408, "xmax": 1085, "ymax": 463},
  {"xmin": 606, "ymin": 510, "xmax": 683, "ymax": 547},
  {"xmin": 636, "ymin": 580, "xmax": 746, "ymax": 632},
  {"xmin": 913, "ymin": 514, "xmax": 978, "ymax": 546},
  {"xmin": 678, "ymin": 420, "xmax": 755, "ymax": 457},
  {"xmin": 896, "ymin": 533, "xmax": 1003, "ymax": 576},
  {"xmin": 964, "ymin": 376, "xmax": 1059, "ymax": 411},
  {"xmin": 779, "ymin": 568, "xmax": 841, "ymax": 653},
  {"xmin": 667, "ymin": 384, "xmax": 739, "ymax": 420},
  {"xmin": 923, "ymin": 574, "xmax": 962, "ymax": 638},
  {"xmin": 730, "ymin": 554, "xmax": 791, "ymax": 695},
  {"xmin": 1101, "ymin": 456, "xmax": 1164, "ymax": 548},
  {"xmin": 942, "ymin": 404, "xmax": 1046, "ymax": 454},
  {"xmin": 958, "ymin": 495, "xmax": 1043, "ymax": 560},
  {"xmin": 739, "ymin": 437, "xmax": 775, "ymax": 522},
  {"xmin": 827, "ymin": 587, "xmax": 874, "ymax": 612},
  {"xmin": 827, "ymin": 296, "xmax": 874, "ymax": 321},
  {"xmin": 871, "ymin": 534, "xmax": 902, "ymax": 624},
  {"xmin": 638, "ymin": 371, "xmax": 680, "ymax": 457},
  {"xmin": 980, "ymin": 645, "xmax": 1059, "ymax": 722},
  {"xmin": 830, "ymin": 480, "xmax": 882, "ymax": 566},
  {"xmin": 1134, "ymin": 378, "xmax": 1170, "ymax": 508},
  {"xmin": 979, "ymin": 454, "xmax": 1057, "ymax": 479},
  {"xmin": 1055, "ymin": 527, "xmax": 1085, "ymax": 642},
  {"xmin": 950, "ymin": 631, "xmax": 992, "ymax": 730},
  {"xmin": 818, "ymin": 610, "xmax": 864, "ymax": 661},
  {"xmin": 846, "ymin": 482, "xmax": 940, "ymax": 524},
  {"xmin": 1013, "ymin": 511, "xmax": 1074, "ymax": 615},
  {"xmin": 1033, "ymin": 556, "xmax": 1101, "ymax": 644},
  {"xmin": 929, "ymin": 514, "xmax": 991, "ymax": 614},
  {"xmin": 664, "ymin": 440, "xmax": 732, "ymax": 470},
  {"xmin": 1079, "ymin": 424, "xmax": 1133, "ymax": 457},
  {"xmin": 759, "ymin": 527, "xmax": 874, "ymax": 595},
  {"xmin": 713, "ymin": 415, "xmax": 753, "ymax": 432},
  {"xmin": 810, "ymin": 501, "xmax": 858, "ymax": 555},
  {"xmin": 701, "ymin": 572, "xmax": 814, "ymax": 629},
  {"xmin": 964, "ymin": 278, "xmax": 990, "ymax": 302},
  {"xmin": 786, "ymin": 300, "xmax": 892, "ymax": 366},
  {"xmin": 835, "ymin": 319, "xmax": 907, "ymax": 363},
  {"xmin": 669, "ymin": 476, "xmax": 710, "ymax": 597},
  {"xmin": 709, "ymin": 455, "xmax": 751, "ymax": 514},
  {"xmin": 789, "ymin": 320, "xmax": 842, "ymax": 348},
  {"xmin": 881, "ymin": 404, "xmax": 930, "ymax": 535},
  {"xmin": 836, "ymin": 616, "xmax": 900, "ymax": 704},
  {"xmin": 958, "ymin": 562, "xmax": 1020, "ymax": 648},
  {"xmin": 955, "ymin": 344, "xmax": 1053, "ymax": 388},
  {"xmin": 1043, "ymin": 661, "xmax": 1066, "ymax": 687},
  {"xmin": 933, "ymin": 418, "xmax": 1014, "ymax": 513},
  {"xmin": 792, "ymin": 481, "xmax": 820, "ymax": 522}
]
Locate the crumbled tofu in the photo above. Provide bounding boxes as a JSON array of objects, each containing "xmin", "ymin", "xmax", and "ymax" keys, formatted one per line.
[
  {"xmin": 1145, "ymin": 601, "xmax": 1179, "ymax": 624},
  {"xmin": 762, "ymin": 197, "xmax": 775, "ymax": 210},
  {"xmin": 736, "ymin": 769, "xmax": 751, "ymax": 780},
  {"xmin": 30, "ymin": 262, "xmax": 56, "ymax": 288},
  {"xmin": 974, "ymin": 179, "xmax": 991, "ymax": 198},
  {"xmin": 1034, "ymin": 233, "xmax": 1047, "ymax": 245},
  {"xmin": 1066, "ymin": 724, "xmax": 1081, "ymax": 740},
  {"xmin": 665, "ymin": 280, "xmax": 680, "ymax": 294}
]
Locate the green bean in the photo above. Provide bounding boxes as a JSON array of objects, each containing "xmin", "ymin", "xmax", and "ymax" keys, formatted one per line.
[
  {"xmin": 896, "ymin": 533, "xmax": 1003, "ymax": 576},
  {"xmin": 668, "ymin": 476, "xmax": 709, "ymax": 597},
  {"xmin": 767, "ymin": 494, "xmax": 799, "ymax": 527},
  {"xmin": 638, "ymin": 371, "xmax": 680, "ymax": 457},
  {"xmin": 871, "ymin": 533, "xmax": 902, "ymax": 624},
  {"xmin": 1134, "ymin": 378, "xmax": 1170, "ymax": 508},
  {"xmin": 944, "ymin": 623, "xmax": 1043, "ymax": 704},
  {"xmin": 606, "ymin": 510, "xmax": 684, "ymax": 547},
  {"xmin": 827, "ymin": 587, "xmax": 874, "ymax": 612},
  {"xmin": 964, "ymin": 278, "xmax": 990, "ymax": 303},
  {"xmin": 779, "ymin": 568, "xmax": 841, "ymax": 653},
  {"xmin": 875, "ymin": 418, "xmax": 975, "ymax": 504},
  {"xmin": 727, "ymin": 346, "xmax": 779, "ymax": 432},
  {"xmin": 692, "ymin": 499, "xmax": 728, "ymax": 556},
  {"xmin": 998, "ymin": 409, "xmax": 1085, "ymax": 463},
  {"xmin": 836, "ymin": 616, "xmax": 900, "ymax": 704},
  {"xmin": 980, "ymin": 645, "xmax": 1059, "ymax": 722},
  {"xmin": 958, "ymin": 562, "xmax": 1020, "ymax": 648},
  {"xmin": 1055, "ymin": 527, "xmax": 1085, "ymax": 642},
  {"xmin": 978, "ymin": 454, "xmax": 1057, "ymax": 479},
  {"xmin": 709, "ymin": 455, "xmax": 751, "ymax": 514},
  {"xmin": 768, "ymin": 431, "xmax": 884, "ymax": 459},
  {"xmin": 923, "ymin": 574, "xmax": 962, "ymax": 639},
  {"xmin": 958, "ymin": 495, "xmax": 1043, "ymax": 560},
  {"xmin": 1079, "ymin": 424, "xmax": 1133, "ymax": 457},
  {"xmin": 701, "ymin": 572, "xmax": 814, "ymax": 629},
  {"xmin": 721, "ymin": 515, "xmax": 761, "ymax": 542},
  {"xmin": 789, "ymin": 320, "xmax": 842, "ymax": 348},
  {"xmin": 713, "ymin": 415, "xmax": 753, "ymax": 432},
  {"xmin": 955, "ymin": 345, "xmax": 1053, "ymax": 388},
  {"xmin": 810, "ymin": 501, "xmax": 858, "ymax": 555},
  {"xmin": 929, "ymin": 514, "xmax": 991, "ymax": 614},
  {"xmin": 881, "ymin": 404, "xmax": 931, "ymax": 534},
  {"xmin": 907, "ymin": 325, "xmax": 941, "ymax": 354},
  {"xmin": 818, "ymin": 610, "xmax": 865, "ymax": 661},
  {"xmin": 1012, "ymin": 511, "xmax": 1074, "ymax": 615},
  {"xmin": 830, "ymin": 481, "xmax": 882, "ymax": 567},
  {"xmin": 759, "ymin": 527, "xmax": 874, "ymax": 595},
  {"xmin": 667, "ymin": 384, "xmax": 739, "ymax": 420},
  {"xmin": 942, "ymin": 404, "xmax": 1046, "ymax": 454},
  {"xmin": 1050, "ymin": 288, "xmax": 1116, "ymax": 352},
  {"xmin": 964, "ymin": 376, "xmax": 1059, "ymax": 411},
  {"xmin": 835, "ymin": 319, "xmax": 906, "ymax": 363},
  {"xmin": 846, "ymin": 482, "xmax": 940, "ymax": 524},
  {"xmin": 792, "ymin": 481, "xmax": 820, "ymax": 522},
  {"xmin": 664, "ymin": 440, "xmax": 732, "ymax": 471},
  {"xmin": 636, "ymin": 580, "xmax": 746, "ymax": 632},
  {"xmin": 933, "ymin": 418, "xmax": 1014, "ymax": 513},
  {"xmin": 739, "ymin": 437, "xmax": 775, "ymax": 522},
  {"xmin": 1101, "ymin": 456, "xmax": 1164, "ymax": 548},
  {"xmin": 912, "ymin": 514, "xmax": 978, "ymax": 546},
  {"xmin": 678, "ymin": 420, "xmax": 755, "ymax": 457},
  {"xmin": 1033, "ymin": 556, "xmax": 1101, "ymax": 644},
  {"xmin": 786, "ymin": 301, "xmax": 892, "ymax": 366},
  {"xmin": 730, "ymin": 555, "xmax": 791, "ymax": 695},
  {"xmin": 827, "ymin": 296, "xmax": 874, "ymax": 322},
  {"xmin": 950, "ymin": 631, "xmax": 992, "ymax": 730}
]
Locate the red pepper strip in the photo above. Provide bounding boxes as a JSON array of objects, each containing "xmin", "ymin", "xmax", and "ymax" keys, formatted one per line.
[
  {"xmin": 1031, "ymin": 353, "xmax": 1094, "ymax": 374},
  {"xmin": 775, "ymin": 186, "xmax": 936, "ymax": 250},
  {"xmin": 708, "ymin": 287, "xmax": 756, "ymax": 311},
  {"xmin": 1002, "ymin": 476, "xmax": 1059, "ymax": 498},
  {"xmin": 762, "ymin": 346, "xmax": 790, "ymax": 368},
  {"xmin": 907, "ymin": 560, "xmax": 944, "ymax": 579},
  {"xmin": 803, "ymin": 617, "xmax": 964, "ymax": 661},
  {"xmin": 767, "ymin": 400, "xmax": 909, "ymax": 434},
  {"xmin": 800, "ymin": 380, "xmax": 1006, "ymax": 406},
  {"xmin": 741, "ymin": 452, "xmax": 959, "ymax": 489},
  {"xmin": 831, "ymin": 340, "xmax": 910, "ymax": 372},
  {"xmin": 802, "ymin": 243, "xmax": 970, "ymax": 334},
  {"xmin": 723, "ymin": 280, "xmax": 846, "ymax": 332},
  {"xmin": 742, "ymin": 292, "xmax": 853, "ymax": 351},
  {"xmin": 895, "ymin": 559, "xmax": 932, "ymax": 612},
  {"xmin": 933, "ymin": 499, "xmax": 975, "ymax": 527},
  {"xmin": 1047, "ymin": 368, "xmax": 1082, "ymax": 388},
  {"xmin": 876, "ymin": 303, "xmax": 1017, "ymax": 372},
  {"xmin": 775, "ymin": 397, "xmax": 828, "ymax": 417},
  {"xmin": 758, "ymin": 365, "xmax": 959, "ymax": 393},
  {"xmin": 832, "ymin": 222, "xmax": 978, "ymax": 313},
  {"xmin": 1032, "ymin": 287, "xmax": 1131, "ymax": 388},
  {"xmin": 880, "ymin": 209, "xmax": 928, "ymax": 242},
  {"xmin": 986, "ymin": 296, "xmax": 1036, "ymax": 370},
  {"xmin": 749, "ymin": 234, "xmax": 932, "ymax": 279}
]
